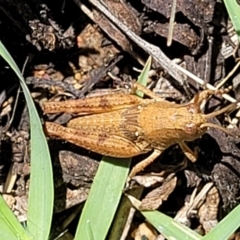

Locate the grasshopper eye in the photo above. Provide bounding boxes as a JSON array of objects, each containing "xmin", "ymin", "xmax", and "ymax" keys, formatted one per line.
[{"xmin": 185, "ymin": 122, "xmax": 197, "ymax": 135}]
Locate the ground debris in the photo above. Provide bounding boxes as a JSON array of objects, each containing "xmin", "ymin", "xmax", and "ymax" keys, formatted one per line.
[{"xmin": 0, "ymin": 0, "xmax": 240, "ymax": 238}]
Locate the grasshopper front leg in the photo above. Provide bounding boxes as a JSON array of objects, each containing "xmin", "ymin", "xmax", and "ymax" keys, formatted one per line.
[
  {"xmin": 178, "ymin": 141, "xmax": 197, "ymax": 162},
  {"xmin": 128, "ymin": 142, "xmax": 197, "ymax": 179},
  {"xmin": 190, "ymin": 88, "xmax": 230, "ymax": 106}
]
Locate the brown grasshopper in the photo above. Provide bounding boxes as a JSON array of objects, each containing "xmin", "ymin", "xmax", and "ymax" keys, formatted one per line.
[{"xmin": 43, "ymin": 83, "xmax": 235, "ymax": 178}]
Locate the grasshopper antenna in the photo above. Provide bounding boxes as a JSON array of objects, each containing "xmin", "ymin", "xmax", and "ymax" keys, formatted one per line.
[{"xmin": 200, "ymin": 103, "xmax": 239, "ymax": 137}]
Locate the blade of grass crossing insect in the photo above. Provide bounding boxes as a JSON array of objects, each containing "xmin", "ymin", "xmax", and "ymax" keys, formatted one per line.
[
  {"xmin": 75, "ymin": 157, "xmax": 131, "ymax": 239},
  {"xmin": 223, "ymin": 0, "xmax": 240, "ymax": 40},
  {"xmin": 142, "ymin": 210, "xmax": 203, "ymax": 240},
  {"xmin": 75, "ymin": 58, "xmax": 151, "ymax": 239},
  {"xmin": 0, "ymin": 41, "xmax": 53, "ymax": 240},
  {"xmin": 0, "ymin": 195, "xmax": 30, "ymax": 240}
]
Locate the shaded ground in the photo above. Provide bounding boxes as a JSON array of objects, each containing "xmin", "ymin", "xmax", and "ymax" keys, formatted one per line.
[{"xmin": 1, "ymin": 0, "xmax": 240, "ymax": 239}]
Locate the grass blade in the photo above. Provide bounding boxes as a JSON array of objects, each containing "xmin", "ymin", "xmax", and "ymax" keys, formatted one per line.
[
  {"xmin": 141, "ymin": 210, "xmax": 202, "ymax": 240},
  {"xmin": 75, "ymin": 157, "xmax": 131, "ymax": 239},
  {"xmin": 0, "ymin": 195, "xmax": 30, "ymax": 240},
  {"xmin": 136, "ymin": 56, "xmax": 152, "ymax": 97},
  {"xmin": 202, "ymin": 203, "xmax": 240, "ymax": 240},
  {"xmin": 223, "ymin": 0, "xmax": 240, "ymax": 39},
  {"xmin": 0, "ymin": 41, "xmax": 53, "ymax": 240}
]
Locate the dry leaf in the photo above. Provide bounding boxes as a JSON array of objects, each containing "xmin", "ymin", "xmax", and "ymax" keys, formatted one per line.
[{"xmin": 140, "ymin": 174, "xmax": 177, "ymax": 210}]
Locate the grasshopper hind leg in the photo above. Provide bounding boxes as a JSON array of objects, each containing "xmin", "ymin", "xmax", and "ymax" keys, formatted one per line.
[
  {"xmin": 45, "ymin": 122, "xmax": 151, "ymax": 158},
  {"xmin": 45, "ymin": 122, "xmax": 163, "ymax": 179}
]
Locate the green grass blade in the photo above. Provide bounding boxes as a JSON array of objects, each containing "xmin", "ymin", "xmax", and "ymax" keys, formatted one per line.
[
  {"xmin": 75, "ymin": 157, "xmax": 131, "ymax": 239},
  {"xmin": 0, "ymin": 195, "xmax": 30, "ymax": 240},
  {"xmin": 136, "ymin": 56, "xmax": 152, "ymax": 97},
  {"xmin": 223, "ymin": 0, "xmax": 240, "ymax": 39},
  {"xmin": 0, "ymin": 41, "xmax": 54, "ymax": 240},
  {"xmin": 202, "ymin": 203, "xmax": 240, "ymax": 240},
  {"xmin": 141, "ymin": 210, "xmax": 202, "ymax": 240}
]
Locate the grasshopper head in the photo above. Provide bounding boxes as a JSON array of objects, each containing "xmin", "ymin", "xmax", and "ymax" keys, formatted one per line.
[
  {"xmin": 179, "ymin": 103, "xmax": 207, "ymax": 141},
  {"xmin": 182, "ymin": 102, "xmax": 237, "ymax": 141}
]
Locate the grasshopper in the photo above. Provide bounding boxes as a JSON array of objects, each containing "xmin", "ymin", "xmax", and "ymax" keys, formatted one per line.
[{"xmin": 43, "ymin": 83, "xmax": 235, "ymax": 178}]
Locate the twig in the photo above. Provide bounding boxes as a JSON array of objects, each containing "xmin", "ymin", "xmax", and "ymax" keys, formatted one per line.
[
  {"xmin": 167, "ymin": 0, "xmax": 177, "ymax": 46},
  {"xmin": 216, "ymin": 60, "xmax": 240, "ymax": 89},
  {"xmin": 72, "ymin": 0, "xmax": 94, "ymax": 20},
  {"xmin": 86, "ymin": 0, "xmax": 186, "ymax": 86},
  {"xmin": 73, "ymin": 0, "xmax": 145, "ymax": 66},
  {"xmin": 174, "ymin": 64, "xmax": 238, "ymax": 104}
]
